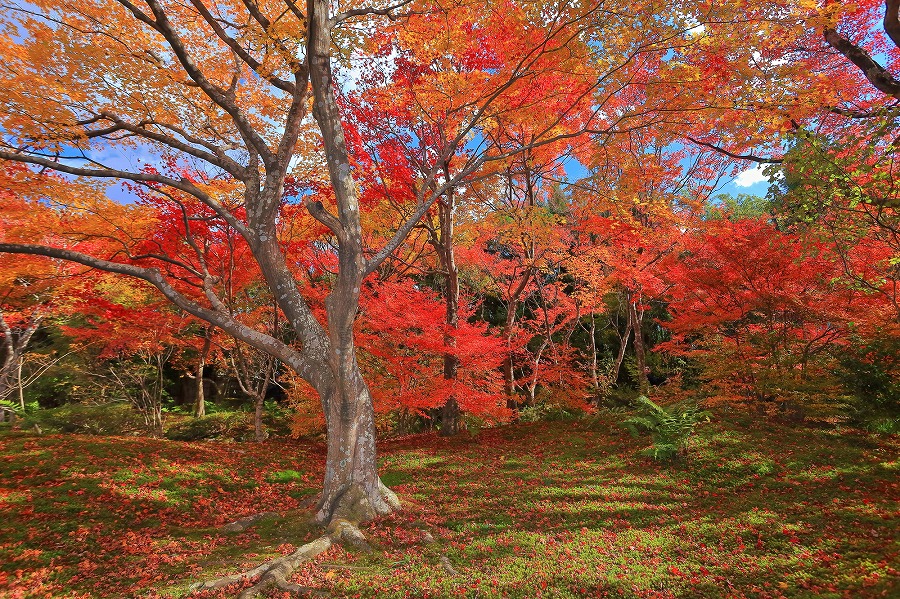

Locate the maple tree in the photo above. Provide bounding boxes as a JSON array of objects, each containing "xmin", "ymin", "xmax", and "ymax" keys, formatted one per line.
[
  {"xmin": 0, "ymin": 4, "xmax": 897, "ymax": 599},
  {"xmin": 661, "ymin": 217, "xmax": 857, "ymax": 411},
  {"xmin": 0, "ymin": 165, "xmax": 101, "ymax": 409},
  {"xmin": 0, "ymin": 0, "xmax": 752, "ymax": 533}
]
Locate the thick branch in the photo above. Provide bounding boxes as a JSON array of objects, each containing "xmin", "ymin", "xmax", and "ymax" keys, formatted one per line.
[
  {"xmin": 824, "ymin": 27, "xmax": 900, "ymax": 98},
  {"xmin": 306, "ymin": 200, "xmax": 344, "ymax": 236},
  {"xmin": 331, "ymin": 0, "xmax": 414, "ymax": 25},
  {"xmin": 885, "ymin": 0, "xmax": 900, "ymax": 50},
  {"xmin": 0, "ymin": 243, "xmax": 313, "ymax": 381},
  {"xmin": 87, "ymin": 112, "xmax": 247, "ymax": 178}
]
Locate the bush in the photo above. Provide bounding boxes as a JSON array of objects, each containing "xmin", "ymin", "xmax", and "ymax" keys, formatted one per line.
[
  {"xmin": 622, "ymin": 396, "xmax": 711, "ymax": 460},
  {"xmin": 19, "ymin": 403, "xmax": 147, "ymax": 435},
  {"xmin": 837, "ymin": 336, "xmax": 900, "ymax": 430},
  {"xmin": 165, "ymin": 412, "xmax": 251, "ymax": 441}
]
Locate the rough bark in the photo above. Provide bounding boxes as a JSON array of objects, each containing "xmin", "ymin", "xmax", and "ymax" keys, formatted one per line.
[
  {"xmin": 312, "ymin": 369, "xmax": 400, "ymax": 524},
  {"xmin": 307, "ymin": 0, "xmax": 399, "ymax": 522}
]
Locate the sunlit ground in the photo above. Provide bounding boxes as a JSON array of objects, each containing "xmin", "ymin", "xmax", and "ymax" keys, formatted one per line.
[{"xmin": 1, "ymin": 415, "xmax": 897, "ymax": 598}]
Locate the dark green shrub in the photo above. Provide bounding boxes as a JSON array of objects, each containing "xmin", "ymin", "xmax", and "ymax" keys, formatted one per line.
[
  {"xmin": 837, "ymin": 336, "xmax": 900, "ymax": 431},
  {"xmin": 165, "ymin": 412, "xmax": 251, "ymax": 441},
  {"xmin": 21, "ymin": 403, "xmax": 146, "ymax": 435}
]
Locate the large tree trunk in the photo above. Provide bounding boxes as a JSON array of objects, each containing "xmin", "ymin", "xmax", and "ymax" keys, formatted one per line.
[
  {"xmin": 306, "ymin": 0, "xmax": 399, "ymax": 525},
  {"xmin": 313, "ymin": 356, "xmax": 399, "ymax": 524}
]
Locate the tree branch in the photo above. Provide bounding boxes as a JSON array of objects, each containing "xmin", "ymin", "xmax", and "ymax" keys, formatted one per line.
[
  {"xmin": 0, "ymin": 149, "xmax": 249, "ymax": 237},
  {"xmin": 685, "ymin": 137, "xmax": 783, "ymax": 164},
  {"xmin": 331, "ymin": 0, "xmax": 415, "ymax": 25},
  {"xmin": 0, "ymin": 243, "xmax": 314, "ymax": 381},
  {"xmin": 86, "ymin": 112, "xmax": 247, "ymax": 179},
  {"xmin": 130, "ymin": 0, "xmax": 276, "ymax": 164},
  {"xmin": 824, "ymin": 26, "xmax": 900, "ymax": 98},
  {"xmin": 187, "ymin": 0, "xmax": 298, "ymax": 93}
]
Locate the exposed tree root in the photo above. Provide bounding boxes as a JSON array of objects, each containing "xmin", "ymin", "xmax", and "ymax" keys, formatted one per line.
[
  {"xmin": 220, "ymin": 511, "xmax": 281, "ymax": 533},
  {"xmin": 191, "ymin": 519, "xmax": 375, "ymax": 598}
]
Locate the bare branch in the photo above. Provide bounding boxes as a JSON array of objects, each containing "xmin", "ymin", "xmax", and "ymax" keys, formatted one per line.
[{"xmin": 685, "ymin": 137, "xmax": 783, "ymax": 164}]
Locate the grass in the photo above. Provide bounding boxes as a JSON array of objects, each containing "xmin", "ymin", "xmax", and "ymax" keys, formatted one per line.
[{"xmin": 0, "ymin": 414, "xmax": 897, "ymax": 598}]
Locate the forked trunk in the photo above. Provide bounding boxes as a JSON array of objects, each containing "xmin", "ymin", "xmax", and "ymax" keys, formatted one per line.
[
  {"xmin": 612, "ymin": 306, "xmax": 633, "ymax": 386},
  {"xmin": 307, "ymin": 0, "xmax": 399, "ymax": 525}
]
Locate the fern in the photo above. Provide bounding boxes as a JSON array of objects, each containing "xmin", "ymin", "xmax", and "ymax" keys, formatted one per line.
[{"xmin": 623, "ymin": 396, "xmax": 711, "ymax": 460}]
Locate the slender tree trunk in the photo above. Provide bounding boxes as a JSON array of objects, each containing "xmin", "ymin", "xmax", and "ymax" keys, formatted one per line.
[
  {"xmin": 254, "ymin": 394, "xmax": 266, "ymax": 442},
  {"xmin": 588, "ymin": 314, "xmax": 598, "ymax": 388},
  {"xmin": 0, "ymin": 308, "xmax": 40, "ymax": 404},
  {"xmin": 503, "ymin": 305, "xmax": 517, "ymax": 397},
  {"xmin": 502, "ymin": 267, "xmax": 533, "ymax": 400},
  {"xmin": 628, "ymin": 297, "xmax": 649, "ymax": 395},
  {"xmin": 194, "ymin": 330, "xmax": 211, "ymax": 418},
  {"xmin": 17, "ymin": 355, "xmax": 24, "ymax": 411},
  {"xmin": 438, "ymin": 190, "xmax": 461, "ymax": 436},
  {"xmin": 612, "ymin": 304, "xmax": 633, "ymax": 386}
]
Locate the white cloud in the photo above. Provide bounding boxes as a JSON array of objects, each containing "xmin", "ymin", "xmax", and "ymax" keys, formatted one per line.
[{"xmin": 733, "ymin": 165, "xmax": 768, "ymax": 188}]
